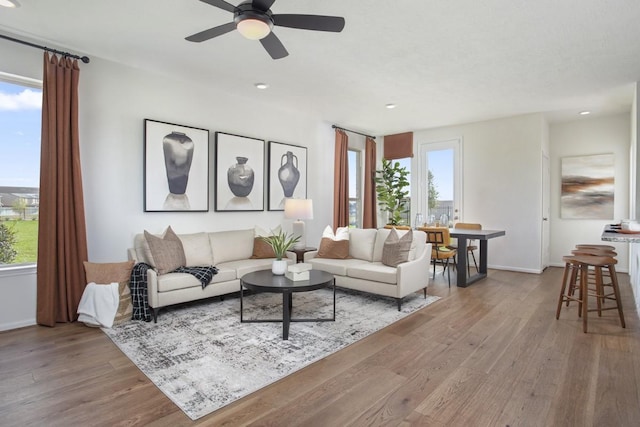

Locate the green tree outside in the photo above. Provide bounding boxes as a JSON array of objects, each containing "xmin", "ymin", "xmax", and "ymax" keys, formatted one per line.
[
  {"xmin": 12, "ymin": 198, "xmax": 28, "ymax": 220},
  {"xmin": 428, "ymin": 169, "xmax": 440, "ymax": 213}
]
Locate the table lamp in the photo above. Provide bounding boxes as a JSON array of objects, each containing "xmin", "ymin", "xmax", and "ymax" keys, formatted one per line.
[{"xmin": 284, "ymin": 198, "xmax": 313, "ymax": 250}]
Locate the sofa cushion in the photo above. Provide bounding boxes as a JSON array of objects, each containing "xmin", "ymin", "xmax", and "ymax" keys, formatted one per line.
[
  {"xmin": 347, "ymin": 262, "xmax": 398, "ymax": 285},
  {"xmin": 157, "ymin": 267, "xmax": 236, "ymax": 293},
  {"xmin": 221, "ymin": 258, "xmax": 293, "ymax": 278},
  {"xmin": 144, "ymin": 226, "xmax": 186, "ymax": 274},
  {"xmin": 178, "ymin": 232, "xmax": 214, "ymax": 266},
  {"xmin": 348, "ymin": 228, "xmax": 378, "ymax": 261},
  {"xmin": 308, "ymin": 257, "xmax": 369, "ymax": 276},
  {"xmin": 209, "ymin": 229, "xmax": 254, "ymax": 264},
  {"xmin": 382, "ymin": 228, "xmax": 413, "ymax": 267}
]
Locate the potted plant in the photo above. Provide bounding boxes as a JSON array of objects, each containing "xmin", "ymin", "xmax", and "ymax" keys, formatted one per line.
[
  {"xmin": 260, "ymin": 229, "xmax": 300, "ymax": 275},
  {"xmin": 375, "ymin": 158, "xmax": 410, "ymax": 226}
]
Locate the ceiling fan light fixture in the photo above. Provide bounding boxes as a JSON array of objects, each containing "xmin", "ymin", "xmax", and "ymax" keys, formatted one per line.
[
  {"xmin": 237, "ymin": 18, "xmax": 272, "ymax": 40},
  {"xmin": 0, "ymin": 0, "xmax": 20, "ymax": 8}
]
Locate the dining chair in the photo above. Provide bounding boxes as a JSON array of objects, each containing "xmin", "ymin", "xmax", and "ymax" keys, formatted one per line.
[
  {"xmin": 450, "ymin": 222, "xmax": 482, "ymax": 276},
  {"xmin": 422, "ymin": 227, "xmax": 456, "ymax": 287}
]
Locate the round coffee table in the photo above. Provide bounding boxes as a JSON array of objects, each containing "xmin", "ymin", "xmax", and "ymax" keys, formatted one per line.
[{"xmin": 240, "ymin": 269, "xmax": 335, "ymax": 340}]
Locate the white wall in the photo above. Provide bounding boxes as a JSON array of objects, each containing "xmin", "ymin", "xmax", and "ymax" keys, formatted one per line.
[
  {"xmin": 411, "ymin": 114, "xmax": 546, "ymax": 273},
  {"xmin": 630, "ymin": 83, "xmax": 640, "ymax": 313},
  {"xmin": 0, "ymin": 39, "xmax": 335, "ymax": 330},
  {"xmin": 549, "ymin": 114, "xmax": 630, "ymax": 271}
]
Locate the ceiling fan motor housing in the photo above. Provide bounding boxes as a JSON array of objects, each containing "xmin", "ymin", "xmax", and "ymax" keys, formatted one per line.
[{"xmin": 234, "ymin": 2, "xmax": 274, "ymax": 31}]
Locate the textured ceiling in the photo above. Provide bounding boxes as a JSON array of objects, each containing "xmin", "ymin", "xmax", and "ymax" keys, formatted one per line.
[{"xmin": 1, "ymin": 0, "xmax": 639, "ymax": 135}]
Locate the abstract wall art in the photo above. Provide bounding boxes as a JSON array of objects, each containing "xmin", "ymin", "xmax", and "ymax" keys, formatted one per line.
[{"xmin": 561, "ymin": 153, "xmax": 614, "ymax": 219}]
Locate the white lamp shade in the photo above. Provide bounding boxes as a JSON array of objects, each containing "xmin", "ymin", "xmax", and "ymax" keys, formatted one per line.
[{"xmin": 284, "ymin": 199, "xmax": 313, "ymax": 220}]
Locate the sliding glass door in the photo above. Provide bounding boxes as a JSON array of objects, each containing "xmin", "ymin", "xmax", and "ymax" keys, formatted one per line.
[{"xmin": 417, "ymin": 138, "xmax": 462, "ymax": 226}]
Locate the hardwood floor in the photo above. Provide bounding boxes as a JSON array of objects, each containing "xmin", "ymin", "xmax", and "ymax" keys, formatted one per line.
[{"xmin": 1, "ymin": 267, "xmax": 639, "ymax": 426}]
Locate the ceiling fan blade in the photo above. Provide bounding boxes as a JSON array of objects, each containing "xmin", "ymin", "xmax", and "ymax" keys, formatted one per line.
[
  {"xmin": 260, "ymin": 32, "xmax": 288, "ymax": 59},
  {"xmin": 186, "ymin": 22, "xmax": 236, "ymax": 42},
  {"xmin": 199, "ymin": 0, "xmax": 237, "ymax": 13},
  {"xmin": 273, "ymin": 14, "xmax": 345, "ymax": 32},
  {"xmin": 252, "ymin": 0, "xmax": 275, "ymax": 12}
]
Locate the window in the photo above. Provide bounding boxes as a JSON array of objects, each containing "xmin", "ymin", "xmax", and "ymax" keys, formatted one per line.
[
  {"xmin": 348, "ymin": 149, "xmax": 361, "ymax": 228},
  {"xmin": 395, "ymin": 157, "xmax": 412, "ymax": 226},
  {"xmin": 0, "ymin": 73, "xmax": 42, "ymax": 266}
]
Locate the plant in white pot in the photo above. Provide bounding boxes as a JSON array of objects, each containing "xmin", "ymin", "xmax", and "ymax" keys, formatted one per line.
[{"xmin": 260, "ymin": 229, "xmax": 300, "ymax": 275}]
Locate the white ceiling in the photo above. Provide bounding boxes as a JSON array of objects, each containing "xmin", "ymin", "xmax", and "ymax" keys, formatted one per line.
[{"xmin": 1, "ymin": 0, "xmax": 639, "ymax": 135}]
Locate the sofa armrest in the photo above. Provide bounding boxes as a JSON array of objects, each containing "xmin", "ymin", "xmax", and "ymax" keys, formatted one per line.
[
  {"xmin": 146, "ymin": 268, "xmax": 160, "ymax": 308},
  {"xmin": 285, "ymin": 251, "xmax": 297, "ymax": 263},
  {"xmin": 303, "ymin": 250, "xmax": 319, "ymax": 262},
  {"xmin": 396, "ymin": 243, "xmax": 431, "ymax": 297},
  {"xmin": 127, "ymin": 248, "xmax": 139, "ymax": 263}
]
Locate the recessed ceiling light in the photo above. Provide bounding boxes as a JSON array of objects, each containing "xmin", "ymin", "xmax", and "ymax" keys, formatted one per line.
[
  {"xmin": 254, "ymin": 83, "xmax": 269, "ymax": 89},
  {"xmin": 0, "ymin": 0, "xmax": 20, "ymax": 8},
  {"xmin": 579, "ymin": 111, "xmax": 591, "ymax": 115},
  {"xmin": 385, "ymin": 103, "xmax": 396, "ymax": 109}
]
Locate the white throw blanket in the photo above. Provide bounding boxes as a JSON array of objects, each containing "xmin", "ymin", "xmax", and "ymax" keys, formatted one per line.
[{"xmin": 77, "ymin": 282, "xmax": 119, "ymax": 328}]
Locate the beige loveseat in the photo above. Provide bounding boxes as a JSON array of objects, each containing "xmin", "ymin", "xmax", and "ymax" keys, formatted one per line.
[
  {"xmin": 128, "ymin": 228, "xmax": 295, "ymax": 322},
  {"xmin": 305, "ymin": 228, "xmax": 431, "ymax": 310}
]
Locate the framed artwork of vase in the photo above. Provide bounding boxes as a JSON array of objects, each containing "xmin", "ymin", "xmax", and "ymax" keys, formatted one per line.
[
  {"xmin": 267, "ymin": 141, "xmax": 308, "ymax": 211},
  {"xmin": 215, "ymin": 132, "xmax": 265, "ymax": 212},
  {"xmin": 144, "ymin": 119, "xmax": 209, "ymax": 212}
]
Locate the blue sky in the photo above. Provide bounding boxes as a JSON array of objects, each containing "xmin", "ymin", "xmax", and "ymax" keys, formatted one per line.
[{"xmin": 0, "ymin": 80, "xmax": 42, "ymax": 188}]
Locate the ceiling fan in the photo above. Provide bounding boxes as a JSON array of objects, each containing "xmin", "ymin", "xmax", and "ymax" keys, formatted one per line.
[{"xmin": 186, "ymin": 0, "xmax": 345, "ymax": 59}]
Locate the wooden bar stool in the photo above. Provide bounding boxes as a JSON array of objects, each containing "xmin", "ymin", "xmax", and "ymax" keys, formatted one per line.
[
  {"xmin": 568, "ymin": 248, "xmax": 617, "ymax": 308},
  {"xmin": 575, "ymin": 244, "xmax": 616, "ymax": 251},
  {"xmin": 556, "ymin": 254, "xmax": 625, "ymax": 333}
]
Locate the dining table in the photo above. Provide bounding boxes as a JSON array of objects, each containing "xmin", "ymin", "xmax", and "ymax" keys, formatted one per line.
[{"xmin": 448, "ymin": 228, "xmax": 506, "ymax": 287}]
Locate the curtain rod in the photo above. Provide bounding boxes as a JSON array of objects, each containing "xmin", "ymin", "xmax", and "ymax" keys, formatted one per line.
[
  {"xmin": 332, "ymin": 125, "xmax": 376, "ymax": 140},
  {"xmin": 0, "ymin": 33, "xmax": 90, "ymax": 64}
]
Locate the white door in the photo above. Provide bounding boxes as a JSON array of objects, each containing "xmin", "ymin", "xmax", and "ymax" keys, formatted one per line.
[
  {"xmin": 542, "ymin": 153, "xmax": 550, "ymax": 269},
  {"xmin": 417, "ymin": 138, "xmax": 462, "ymax": 225}
]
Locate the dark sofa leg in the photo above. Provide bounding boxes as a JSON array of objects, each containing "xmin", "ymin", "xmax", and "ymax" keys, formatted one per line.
[
  {"xmin": 152, "ymin": 307, "xmax": 159, "ymax": 323},
  {"xmin": 423, "ymin": 287, "xmax": 427, "ymax": 299},
  {"xmin": 397, "ymin": 298, "xmax": 402, "ymax": 311}
]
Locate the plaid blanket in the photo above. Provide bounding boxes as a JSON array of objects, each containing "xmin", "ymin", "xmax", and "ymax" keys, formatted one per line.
[{"xmin": 129, "ymin": 263, "xmax": 219, "ymax": 322}]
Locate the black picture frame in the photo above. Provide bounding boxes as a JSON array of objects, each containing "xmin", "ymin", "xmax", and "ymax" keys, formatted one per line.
[
  {"xmin": 267, "ymin": 141, "xmax": 308, "ymax": 211},
  {"xmin": 215, "ymin": 132, "xmax": 265, "ymax": 212},
  {"xmin": 144, "ymin": 119, "xmax": 209, "ymax": 212}
]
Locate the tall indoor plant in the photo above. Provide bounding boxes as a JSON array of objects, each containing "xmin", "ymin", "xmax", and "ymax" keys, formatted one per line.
[
  {"xmin": 260, "ymin": 229, "xmax": 300, "ymax": 275},
  {"xmin": 375, "ymin": 159, "xmax": 410, "ymax": 226}
]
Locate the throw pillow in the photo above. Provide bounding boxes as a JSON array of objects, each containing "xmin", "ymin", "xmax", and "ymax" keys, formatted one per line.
[
  {"xmin": 251, "ymin": 238, "xmax": 276, "ymax": 259},
  {"xmin": 321, "ymin": 225, "xmax": 349, "ymax": 241},
  {"xmin": 144, "ymin": 226, "xmax": 186, "ymax": 275},
  {"xmin": 382, "ymin": 228, "xmax": 413, "ymax": 267},
  {"xmin": 251, "ymin": 225, "xmax": 279, "ymax": 258},
  {"xmin": 83, "ymin": 260, "xmax": 135, "ymax": 284},
  {"xmin": 83, "ymin": 261, "xmax": 135, "ymax": 325},
  {"xmin": 317, "ymin": 238, "xmax": 350, "ymax": 259}
]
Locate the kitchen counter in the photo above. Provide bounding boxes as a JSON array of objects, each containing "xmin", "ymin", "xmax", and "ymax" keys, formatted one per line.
[{"xmin": 601, "ymin": 224, "xmax": 640, "ymax": 243}]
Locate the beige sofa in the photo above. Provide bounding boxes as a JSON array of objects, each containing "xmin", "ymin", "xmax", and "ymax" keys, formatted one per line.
[
  {"xmin": 305, "ymin": 228, "xmax": 431, "ymax": 310},
  {"xmin": 128, "ymin": 228, "xmax": 295, "ymax": 322}
]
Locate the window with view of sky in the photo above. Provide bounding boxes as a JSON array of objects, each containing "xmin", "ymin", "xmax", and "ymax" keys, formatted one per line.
[
  {"xmin": 0, "ymin": 77, "xmax": 42, "ymax": 265},
  {"xmin": 0, "ymin": 80, "xmax": 42, "ymax": 187}
]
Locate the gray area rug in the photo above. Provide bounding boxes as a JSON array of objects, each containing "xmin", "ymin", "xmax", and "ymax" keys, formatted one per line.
[{"xmin": 102, "ymin": 287, "xmax": 440, "ymax": 420}]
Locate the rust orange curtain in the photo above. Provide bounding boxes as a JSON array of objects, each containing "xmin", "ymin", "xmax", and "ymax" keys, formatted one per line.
[
  {"xmin": 36, "ymin": 53, "xmax": 88, "ymax": 327},
  {"xmin": 384, "ymin": 132, "xmax": 413, "ymax": 159},
  {"xmin": 362, "ymin": 136, "xmax": 377, "ymax": 229},
  {"xmin": 333, "ymin": 129, "xmax": 349, "ymax": 229}
]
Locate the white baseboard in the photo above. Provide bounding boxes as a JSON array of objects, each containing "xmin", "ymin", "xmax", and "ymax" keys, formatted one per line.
[{"xmin": 0, "ymin": 318, "xmax": 36, "ymax": 332}]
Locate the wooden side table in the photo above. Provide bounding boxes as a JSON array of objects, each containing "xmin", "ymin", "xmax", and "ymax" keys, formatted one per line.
[{"xmin": 290, "ymin": 247, "xmax": 317, "ymax": 263}]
